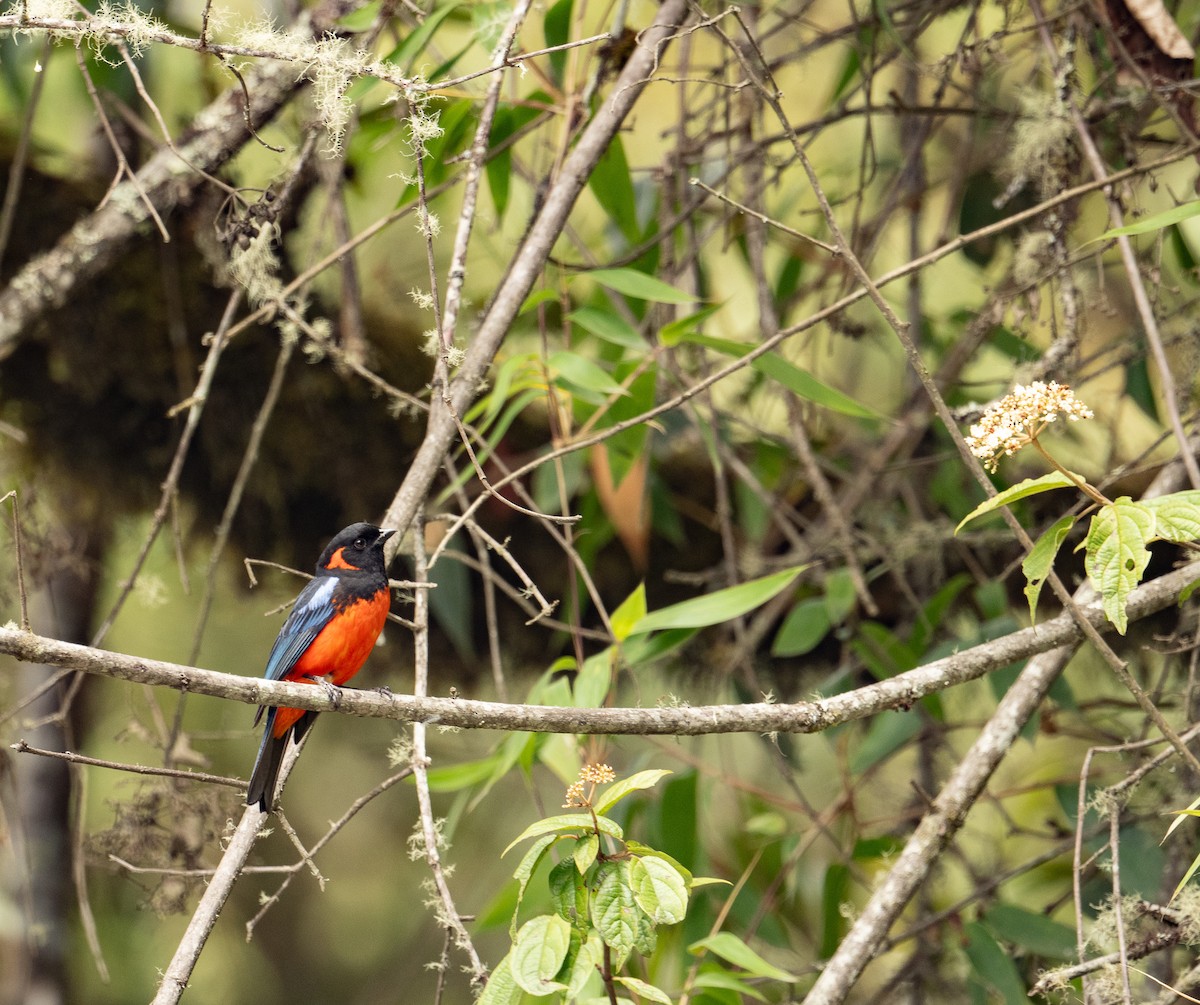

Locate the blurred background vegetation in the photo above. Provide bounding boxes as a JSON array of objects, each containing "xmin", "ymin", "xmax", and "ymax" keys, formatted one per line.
[{"xmin": 4, "ymin": 0, "xmax": 1200, "ymax": 1002}]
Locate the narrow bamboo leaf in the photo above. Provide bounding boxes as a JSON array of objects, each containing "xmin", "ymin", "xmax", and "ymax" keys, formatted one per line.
[
  {"xmin": 689, "ymin": 932, "xmax": 799, "ymax": 982},
  {"xmin": 659, "ymin": 304, "xmax": 722, "ymax": 345},
  {"xmin": 510, "ymin": 914, "xmax": 572, "ymax": 996},
  {"xmin": 587, "ymin": 267, "xmax": 695, "ymax": 304},
  {"xmin": 955, "ymin": 471, "xmax": 1080, "ymax": 535},
  {"xmin": 615, "ymin": 977, "xmax": 673, "ymax": 1005},
  {"xmin": 387, "ymin": 0, "xmax": 463, "ymax": 69},
  {"xmin": 772, "ymin": 597, "xmax": 831, "ymax": 657},
  {"xmin": 1083, "ymin": 498, "xmax": 1155, "ymax": 634},
  {"xmin": 588, "ymin": 137, "xmax": 640, "ymax": 243},
  {"xmin": 1166, "ymin": 791, "xmax": 1200, "ymax": 840},
  {"xmin": 569, "ymin": 306, "xmax": 645, "ymax": 348},
  {"xmin": 1022, "ymin": 514, "xmax": 1077, "ymax": 623},
  {"xmin": 751, "ymin": 352, "xmax": 880, "ymax": 419},
  {"xmin": 693, "ymin": 968, "xmax": 768, "ymax": 1002},
  {"xmin": 982, "ymin": 904, "xmax": 1077, "ymax": 960},
  {"xmin": 476, "ymin": 950, "xmax": 523, "ymax": 1005},
  {"xmin": 543, "ymin": 0, "xmax": 573, "ymax": 84},
  {"xmin": 549, "ymin": 350, "xmax": 628, "ymax": 397},
  {"xmin": 630, "ymin": 855, "xmax": 689, "ymax": 925},
  {"xmin": 593, "ymin": 769, "xmax": 673, "ymax": 815},
  {"xmin": 1095, "ymin": 200, "xmax": 1200, "ymax": 240},
  {"xmin": 820, "ymin": 863, "xmax": 849, "ymax": 959},
  {"xmin": 503, "ymin": 813, "xmax": 623, "ymax": 856},
  {"xmin": 1143, "ymin": 491, "xmax": 1200, "ymax": 542},
  {"xmin": 963, "ymin": 922, "xmax": 1027, "ymax": 1005},
  {"xmin": 629, "ymin": 566, "xmax": 804, "ymax": 635}
]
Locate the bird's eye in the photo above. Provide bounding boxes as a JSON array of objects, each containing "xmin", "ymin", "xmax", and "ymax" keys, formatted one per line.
[{"xmin": 353, "ymin": 538, "xmax": 366, "ymax": 550}]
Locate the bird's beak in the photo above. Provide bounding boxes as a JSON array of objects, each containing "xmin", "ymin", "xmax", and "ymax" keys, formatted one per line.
[{"xmin": 378, "ymin": 528, "xmax": 397, "ymax": 546}]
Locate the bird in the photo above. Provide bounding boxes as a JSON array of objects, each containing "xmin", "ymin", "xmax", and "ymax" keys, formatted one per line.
[{"xmin": 246, "ymin": 522, "xmax": 395, "ymax": 811}]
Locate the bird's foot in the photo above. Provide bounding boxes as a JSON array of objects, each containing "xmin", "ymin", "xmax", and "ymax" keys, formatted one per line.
[
  {"xmin": 307, "ymin": 675, "xmax": 342, "ymax": 709},
  {"xmin": 375, "ymin": 684, "xmax": 393, "ymax": 698}
]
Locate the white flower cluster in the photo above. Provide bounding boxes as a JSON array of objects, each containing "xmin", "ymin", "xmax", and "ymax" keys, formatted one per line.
[{"xmin": 965, "ymin": 380, "xmax": 1093, "ymax": 471}]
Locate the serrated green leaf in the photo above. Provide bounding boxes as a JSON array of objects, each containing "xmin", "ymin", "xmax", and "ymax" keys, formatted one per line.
[
  {"xmin": 629, "ymin": 566, "xmax": 804, "ymax": 635},
  {"xmin": 574, "ymin": 833, "xmax": 599, "ymax": 874},
  {"xmin": 511, "ymin": 915, "xmax": 572, "ymax": 996},
  {"xmin": 511, "ymin": 832, "xmax": 558, "ymax": 938},
  {"xmin": 586, "ymin": 268, "xmax": 695, "ymax": 304},
  {"xmin": 955, "ymin": 471, "xmax": 1079, "ymax": 535},
  {"xmin": 594, "ymin": 769, "xmax": 673, "ymax": 815},
  {"xmin": 563, "ymin": 930, "xmax": 604, "ymax": 997},
  {"xmin": 1083, "ymin": 497, "xmax": 1155, "ymax": 634},
  {"xmin": 569, "ymin": 306, "xmax": 645, "ymax": 348},
  {"xmin": 1143, "ymin": 491, "xmax": 1200, "ymax": 542},
  {"xmin": 550, "ymin": 857, "xmax": 589, "ymax": 929},
  {"xmin": 1022, "ymin": 514, "xmax": 1077, "ymax": 623},
  {"xmin": 503, "ymin": 813, "xmax": 623, "ymax": 857},
  {"xmin": 630, "ymin": 855, "xmax": 689, "ymax": 925},
  {"xmin": 592, "ymin": 860, "xmax": 639, "ymax": 966},
  {"xmin": 615, "ymin": 976, "xmax": 673, "ymax": 1005},
  {"xmin": 476, "ymin": 950, "xmax": 524, "ymax": 1005},
  {"xmin": 689, "ymin": 932, "xmax": 798, "ymax": 982}
]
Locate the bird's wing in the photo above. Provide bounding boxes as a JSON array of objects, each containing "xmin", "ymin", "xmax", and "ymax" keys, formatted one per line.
[{"xmin": 262, "ymin": 576, "xmax": 338, "ymax": 682}]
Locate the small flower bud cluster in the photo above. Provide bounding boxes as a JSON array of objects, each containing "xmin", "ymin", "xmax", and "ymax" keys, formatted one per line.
[
  {"xmin": 563, "ymin": 763, "xmax": 616, "ymax": 807},
  {"xmin": 965, "ymin": 380, "xmax": 1093, "ymax": 471}
]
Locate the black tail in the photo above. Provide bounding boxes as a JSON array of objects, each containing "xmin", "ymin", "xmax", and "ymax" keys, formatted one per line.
[
  {"xmin": 246, "ymin": 709, "xmax": 319, "ymax": 812},
  {"xmin": 247, "ymin": 719, "xmax": 286, "ymax": 812}
]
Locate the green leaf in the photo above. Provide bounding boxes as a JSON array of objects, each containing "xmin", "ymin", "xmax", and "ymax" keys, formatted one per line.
[
  {"xmin": 659, "ymin": 304, "xmax": 723, "ymax": 345},
  {"xmin": 615, "ymin": 977, "xmax": 673, "ymax": 1005},
  {"xmin": 511, "ymin": 914, "xmax": 572, "ymax": 996},
  {"xmin": 510, "ymin": 832, "xmax": 558, "ymax": 937},
  {"xmin": 611, "ymin": 583, "xmax": 647, "ymax": 642},
  {"xmin": 563, "ymin": 931, "xmax": 604, "ymax": 997},
  {"xmin": 549, "ymin": 350, "xmax": 628, "ymax": 399},
  {"xmin": 630, "ymin": 855, "xmax": 689, "ymax": 925},
  {"xmin": 543, "ymin": 0, "xmax": 573, "ymax": 84},
  {"xmin": 982, "ymin": 904, "xmax": 1077, "ymax": 960},
  {"xmin": 390, "ymin": 1, "xmax": 465, "ymax": 72},
  {"xmin": 955, "ymin": 471, "xmax": 1080, "ymax": 535},
  {"xmin": 586, "ymin": 268, "xmax": 695, "ymax": 304},
  {"xmin": 1083, "ymin": 497, "xmax": 1155, "ymax": 634},
  {"xmin": 677, "ymin": 333, "xmax": 877, "ymax": 418},
  {"xmin": 1143, "ymin": 491, "xmax": 1200, "ymax": 542},
  {"xmin": 476, "ymin": 950, "xmax": 524, "ymax": 1005},
  {"xmin": 692, "ymin": 968, "xmax": 768, "ymax": 1002},
  {"xmin": 689, "ymin": 932, "xmax": 798, "ymax": 983},
  {"xmin": 573, "ymin": 648, "xmax": 613, "ymax": 710},
  {"xmin": 1095, "ymin": 200, "xmax": 1200, "ymax": 241},
  {"xmin": 592, "ymin": 860, "xmax": 640, "ymax": 966},
  {"xmin": 963, "ymin": 921, "xmax": 1027, "ymax": 1005},
  {"xmin": 751, "ymin": 352, "xmax": 880, "ymax": 419},
  {"xmin": 820, "ymin": 863, "xmax": 849, "ymax": 959},
  {"xmin": 772, "ymin": 597, "xmax": 831, "ymax": 657},
  {"xmin": 588, "ymin": 137, "xmax": 640, "ymax": 243},
  {"xmin": 503, "ymin": 814, "xmax": 623, "ymax": 856},
  {"xmin": 849, "ymin": 709, "xmax": 921, "ymax": 774},
  {"xmin": 593, "ymin": 768, "xmax": 673, "ymax": 815},
  {"xmin": 629, "ymin": 566, "xmax": 805, "ymax": 635},
  {"xmin": 569, "ymin": 306, "xmax": 645, "ymax": 348},
  {"xmin": 574, "ymin": 833, "xmax": 600, "ymax": 874},
  {"xmin": 1022, "ymin": 514, "xmax": 1077, "ymax": 623},
  {"xmin": 824, "ymin": 568, "xmax": 858, "ymax": 625},
  {"xmin": 550, "ymin": 856, "xmax": 589, "ymax": 929}
]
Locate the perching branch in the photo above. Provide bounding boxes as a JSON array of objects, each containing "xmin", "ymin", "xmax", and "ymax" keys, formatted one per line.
[{"xmin": 3, "ymin": 557, "xmax": 1198, "ymax": 741}]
